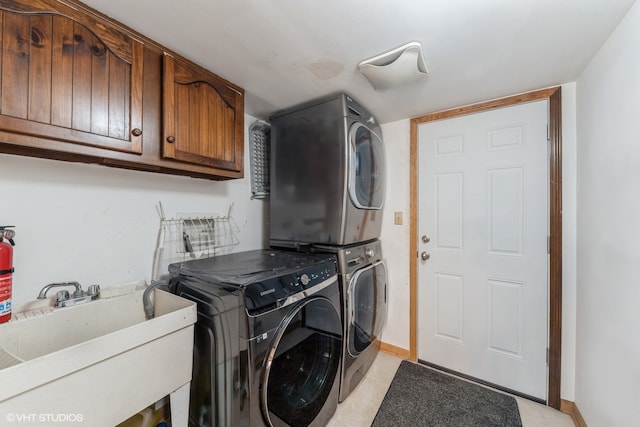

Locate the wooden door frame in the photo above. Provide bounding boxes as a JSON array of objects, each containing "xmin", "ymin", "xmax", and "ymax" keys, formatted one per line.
[{"xmin": 408, "ymin": 87, "xmax": 562, "ymax": 409}]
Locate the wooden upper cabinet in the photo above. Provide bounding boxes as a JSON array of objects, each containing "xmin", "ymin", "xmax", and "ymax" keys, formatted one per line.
[
  {"xmin": 163, "ymin": 54, "xmax": 243, "ymax": 173},
  {"xmin": 0, "ymin": 0, "xmax": 143, "ymax": 154}
]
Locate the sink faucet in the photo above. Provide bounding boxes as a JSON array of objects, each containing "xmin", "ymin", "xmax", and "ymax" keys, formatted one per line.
[
  {"xmin": 37, "ymin": 281, "xmax": 100, "ymax": 308},
  {"xmin": 37, "ymin": 281, "xmax": 83, "ymax": 299}
]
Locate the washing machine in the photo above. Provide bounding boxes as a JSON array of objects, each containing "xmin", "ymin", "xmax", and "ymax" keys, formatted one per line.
[
  {"xmin": 313, "ymin": 239, "xmax": 388, "ymax": 402},
  {"xmin": 269, "ymin": 93, "xmax": 386, "ymax": 247},
  {"xmin": 168, "ymin": 249, "xmax": 343, "ymax": 427}
]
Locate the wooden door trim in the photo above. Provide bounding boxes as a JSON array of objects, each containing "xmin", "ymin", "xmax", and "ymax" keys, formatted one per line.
[{"xmin": 409, "ymin": 86, "xmax": 562, "ymax": 409}]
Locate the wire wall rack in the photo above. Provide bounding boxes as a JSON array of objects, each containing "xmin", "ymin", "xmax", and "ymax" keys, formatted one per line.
[
  {"xmin": 152, "ymin": 202, "xmax": 239, "ymax": 281},
  {"xmin": 249, "ymin": 120, "xmax": 270, "ymax": 199}
]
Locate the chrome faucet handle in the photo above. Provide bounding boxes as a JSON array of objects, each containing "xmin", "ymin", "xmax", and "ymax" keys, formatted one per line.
[
  {"xmin": 56, "ymin": 290, "xmax": 69, "ymax": 304},
  {"xmin": 87, "ymin": 285, "xmax": 101, "ymax": 299}
]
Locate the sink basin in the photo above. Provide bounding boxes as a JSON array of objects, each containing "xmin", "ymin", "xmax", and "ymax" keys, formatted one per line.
[{"xmin": 0, "ymin": 285, "xmax": 196, "ymax": 427}]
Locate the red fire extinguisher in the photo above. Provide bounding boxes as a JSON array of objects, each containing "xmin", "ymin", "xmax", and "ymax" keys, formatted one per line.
[{"xmin": 0, "ymin": 225, "xmax": 15, "ymax": 324}]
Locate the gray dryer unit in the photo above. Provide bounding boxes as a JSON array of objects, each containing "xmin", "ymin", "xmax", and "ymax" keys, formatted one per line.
[{"xmin": 270, "ymin": 93, "xmax": 386, "ymax": 247}]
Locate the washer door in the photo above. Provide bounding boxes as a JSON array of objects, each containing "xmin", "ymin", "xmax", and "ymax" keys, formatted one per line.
[
  {"xmin": 262, "ymin": 296, "xmax": 342, "ymax": 426},
  {"xmin": 347, "ymin": 260, "xmax": 388, "ymax": 357},
  {"xmin": 348, "ymin": 123, "xmax": 385, "ymax": 210}
]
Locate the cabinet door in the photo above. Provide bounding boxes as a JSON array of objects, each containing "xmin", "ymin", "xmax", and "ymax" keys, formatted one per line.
[
  {"xmin": 0, "ymin": 0, "xmax": 143, "ymax": 154},
  {"xmin": 163, "ymin": 54, "xmax": 243, "ymax": 173}
]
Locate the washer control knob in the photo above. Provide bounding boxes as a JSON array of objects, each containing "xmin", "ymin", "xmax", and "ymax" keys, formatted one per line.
[
  {"xmin": 365, "ymin": 249, "xmax": 375, "ymax": 258},
  {"xmin": 300, "ymin": 274, "xmax": 310, "ymax": 286}
]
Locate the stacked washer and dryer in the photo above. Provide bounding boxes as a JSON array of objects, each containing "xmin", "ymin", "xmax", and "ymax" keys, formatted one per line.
[
  {"xmin": 270, "ymin": 93, "xmax": 389, "ymax": 403},
  {"xmin": 168, "ymin": 93, "xmax": 387, "ymax": 427}
]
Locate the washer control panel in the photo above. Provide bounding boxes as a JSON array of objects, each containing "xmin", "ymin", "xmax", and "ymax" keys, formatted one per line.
[
  {"xmin": 280, "ymin": 262, "xmax": 335, "ymax": 293},
  {"xmin": 244, "ymin": 257, "xmax": 337, "ymax": 315},
  {"xmin": 334, "ymin": 240, "xmax": 383, "ymax": 275}
]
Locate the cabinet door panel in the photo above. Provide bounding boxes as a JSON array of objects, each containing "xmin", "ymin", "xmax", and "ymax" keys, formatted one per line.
[
  {"xmin": 71, "ymin": 23, "xmax": 93, "ymax": 133},
  {"xmin": 108, "ymin": 52, "xmax": 129, "ymax": 140},
  {"xmin": 29, "ymin": 14, "xmax": 53, "ymax": 124},
  {"xmin": 1, "ymin": 10, "xmax": 29, "ymax": 119},
  {"xmin": 163, "ymin": 54, "xmax": 243, "ymax": 172},
  {"xmin": 51, "ymin": 15, "xmax": 74, "ymax": 129},
  {"xmin": 0, "ymin": 0, "xmax": 143, "ymax": 154},
  {"xmin": 90, "ymin": 32, "xmax": 110, "ymax": 137}
]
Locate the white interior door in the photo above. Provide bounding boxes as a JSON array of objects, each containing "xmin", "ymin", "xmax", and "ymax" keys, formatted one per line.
[{"xmin": 417, "ymin": 100, "xmax": 549, "ymax": 400}]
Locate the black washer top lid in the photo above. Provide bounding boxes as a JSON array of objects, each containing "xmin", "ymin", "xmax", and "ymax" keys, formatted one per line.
[{"xmin": 168, "ymin": 249, "xmax": 336, "ymax": 288}]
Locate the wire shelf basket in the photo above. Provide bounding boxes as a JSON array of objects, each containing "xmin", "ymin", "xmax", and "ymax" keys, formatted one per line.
[{"xmin": 152, "ymin": 203, "xmax": 239, "ymax": 281}]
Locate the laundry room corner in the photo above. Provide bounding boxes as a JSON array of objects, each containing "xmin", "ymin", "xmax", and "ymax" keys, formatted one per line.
[{"xmin": 380, "ymin": 118, "xmax": 412, "ymax": 353}]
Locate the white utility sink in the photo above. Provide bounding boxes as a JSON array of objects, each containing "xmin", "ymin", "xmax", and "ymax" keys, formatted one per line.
[{"xmin": 0, "ymin": 285, "xmax": 196, "ymax": 427}]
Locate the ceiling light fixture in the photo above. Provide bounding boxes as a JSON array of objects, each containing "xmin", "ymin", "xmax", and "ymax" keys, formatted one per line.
[{"xmin": 358, "ymin": 41, "xmax": 430, "ymax": 91}]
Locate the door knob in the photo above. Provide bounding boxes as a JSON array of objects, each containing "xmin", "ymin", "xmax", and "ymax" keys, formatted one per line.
[
  {"xmin": 421, "ymin": 235, "xmax": 431, "ymax": 243},
  {"xmin": 421, "ymin": 252, "xmax": 430, "ymax": 261}
]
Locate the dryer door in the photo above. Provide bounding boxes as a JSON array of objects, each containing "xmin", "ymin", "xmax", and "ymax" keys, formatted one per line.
[
  {"xmin": 348, "ymin": 123, "xmax": 385, "ymax": 209},
  {"xmin": 347, "ymin": 260, "xmax": 388, "ymax": 357},
  {"xmin": 262, "ymin": 296, "xmax": 342, "ymax": 426}
]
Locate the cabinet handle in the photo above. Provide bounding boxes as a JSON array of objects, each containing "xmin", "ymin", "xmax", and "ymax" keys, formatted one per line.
[
  {"xmin": 131, "ymin": 128, "xmax": 142, "ymax": 137},
  {"xmin": 166, "ymin": 136, "xmax": 175, "ymax": 143}
]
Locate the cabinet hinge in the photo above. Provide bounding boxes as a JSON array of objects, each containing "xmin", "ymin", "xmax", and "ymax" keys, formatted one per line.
[
  {"xmin": 546, "ymin": 348, "xmax": 549, "ymax": 366},
  {"xmin": 547, "ymin": 236, "xmax": 550, "ymax": 254}
]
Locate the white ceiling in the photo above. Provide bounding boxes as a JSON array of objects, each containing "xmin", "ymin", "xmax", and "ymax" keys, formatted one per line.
[{"xmin": 81, "ymin": 0, "xmax": 636, "ymax": 124}]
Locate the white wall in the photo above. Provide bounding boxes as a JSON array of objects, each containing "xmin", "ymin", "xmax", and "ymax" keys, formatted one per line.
[
  {"xmin": 380, "ymin": 85, "xmax": 579, "ymax": 401},
  {"xmin": 380, "ymin": 119, "xmax": 411, "ymax": 350},
  {"xmin": 575, "ymin": 1, "xmax": 640, "ymax": 425},
  {"xmin": 0, "ymin": 115, "xmax": 268, "ymax": 306}
]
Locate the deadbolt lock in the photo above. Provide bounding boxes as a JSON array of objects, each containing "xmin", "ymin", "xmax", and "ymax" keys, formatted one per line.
[{"xmin": 421, "ymin": 235, "xmax": 431, "ymax": 243}]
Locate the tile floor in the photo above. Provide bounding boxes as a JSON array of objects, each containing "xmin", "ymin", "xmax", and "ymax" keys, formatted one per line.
[{"xmin": 327, "ymin": 352, "xmax": 575, "ymax": 427}]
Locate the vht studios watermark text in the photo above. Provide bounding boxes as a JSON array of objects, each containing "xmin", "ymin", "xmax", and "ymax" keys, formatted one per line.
[{"xmin": 6, "ymin": 413, "xmax": 84, "ymax": 423}]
